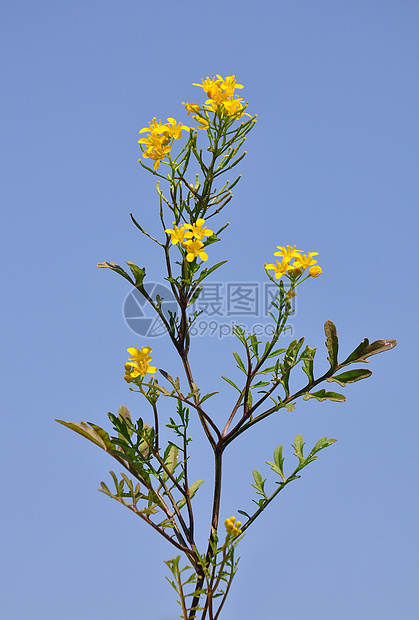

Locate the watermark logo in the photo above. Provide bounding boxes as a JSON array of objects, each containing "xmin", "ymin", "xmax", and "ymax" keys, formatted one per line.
[{"xmin": 123, "ymin": 282, "xmax": 296, "ymax": 339}]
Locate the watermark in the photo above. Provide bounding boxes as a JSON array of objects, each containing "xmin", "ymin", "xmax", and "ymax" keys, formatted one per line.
[{"xmin": 123, "ymin": 282, "xmax": 296, "ymax": 339}]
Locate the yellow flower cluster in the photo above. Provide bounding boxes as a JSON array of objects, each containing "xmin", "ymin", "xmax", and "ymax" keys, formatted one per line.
[
  {"xmin": 224, "ymin": 516, "xmax": 242, "ymax": 537},
  {"xmin": 138, "ymin": 117, "xmax": 190, "ymax": 170},
  {"xmin": 165, "ymin": 218, "xmax": 213, "ymax": 262},
  {"xmin": 124, "ymin": 346, "xmax": 157, "ymax": 383},
  {"xmin": 265, "ymin": 245, "xmax": 322, "ymax": 280},
  {"xmin": 183, "ymin": 74, "xmax": 249, "ymax": 128}
]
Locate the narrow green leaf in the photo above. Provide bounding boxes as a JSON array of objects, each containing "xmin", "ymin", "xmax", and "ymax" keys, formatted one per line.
[
  {"xmin": 97, "ymin": 261, "xmax": 134, "ymax": 285},
  {"xmin": 251, "ymin": 380, "xmax": 270, "ymax": 388},
  {"xmin": 56, "ymin": 420, "xmax": 111, "ymax": 450},
  {"xmin": 250, "ymin": 334, "xmax": 259, "ymax": 358},
  {"xmin": 199, "ymin": 391, "xmax": 218, "ymax": 404},
  {"xmin": 303, "ymin": 389, "xmax": 346, "ymax": 403},
  {"xmin": 266, "ymin": 348, "xmax": 286, "ymax": 359},
  {"xmin": 221, "ymin": 376, "xmax": 242, "ymax": 392},
  {"xmin": 324, "ymin": 321, "xmax": 339, "ymax": 369},
  {"xmin": 327, "ymin": 368, "xmax": 372, "ymax": 387},
  {"xmin": 98, "ymin": 481, "xmax": 114, "ymax": 497},
  {"xmin": 301, "ymin": 346, "xmax": 317, "ymax": 383},
  {"xmin": 233, "ymin": 352, "xmax": 246, "ymax": 373},
  {"xmin": 237, "ymin": 509, "xmax": 251, "ymax": 519},
  {"xmin": 177, "ymin": 479, "xmax": 204, "ymax": 509}
]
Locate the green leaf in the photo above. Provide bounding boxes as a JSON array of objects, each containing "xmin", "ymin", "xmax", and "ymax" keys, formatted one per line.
[
  {"xmin": 252, "ymin": 469, "xmax": 263, "ymax": 488},
  {"xmin": 97, "ymin": 261, "xmax": 134, "ymax": 285},
  {"xmin": 293, "ymin": 434, "xmax": 305, "ymax": 462},
  {"xmin": 159, "ymin": 369, "xmax": 178, "ymax": 388},
  {"xmin": 250, "ymin": 334, "xmax": 259, "ymax": 358},
  {"xmin": 233, "ymin": 352, "xmax": 246, "ymax": 373},
  {"xmin": 98, "ymin": 481, "xmax": 114, "ymax": 498},
  {"xmin": 237, "ymin": 509, "xmax": 251, "ymax": 519},
  {"xmin": 251, "ymin": 380, "xmax": 270, "ymax": 388},
  {"xmin": 303, "ymin": 389, "xmax": 346, "ymax": 403},
  {"xmin": 285, "ymin": 402, "xmax": 295, "ymax": 412},
  {"xmin": 342, "ymin": 338, "xmax": 397, "ymax": 365},
  {"xmin": 324, "ymin": 320, "xmax": 339, "ymax": 369},
  {"xmin": 56, "ymin": 420, "xmax": 113, "ymax": 451},
  {"xmin": 310, "ymin": 437, "xmax": 337, "ymax": 455},
  {"xmin": 199, "ymin": 391, "xmax": 219, "ymax": 404},
  {"xmin": 266, "ymin": 348, "xmax": 286, "ymax": 359},
  {"xmin": 301, "ymin": 346, "xmax": 317, "ymax": 383},
  {"xmin": 162, "ymin": 445, "xmax": 179, "ymax": 481},
  {"xmin": 221, "ymin": 376, "xmax": 242, "ymax": 392},
  {"xmin": 177, "ymin": 479, "xmax": 204, "ymax": 509},
  {"xmin": 252, "ymin": 469, "xmax": 266, "ymax": 496},
  {"xmin": 126, "ymin": 262, "xmax": 146, "ymax": 287},
  {"xmin": 266, "ymin": 445, "xmax": 286, "ymax": 481},
  {"xmin": 327, "ymin": 368, "xmax": 373, "ymax": 387},
  {"xmin": 118, "ymin": 406, "xmax": 133, "ymax": 439}
]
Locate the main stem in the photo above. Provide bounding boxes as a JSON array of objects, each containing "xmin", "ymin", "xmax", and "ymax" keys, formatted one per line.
[{"xmin": 188, "ymin": 443, "xmax": 224, "ymax": 620}]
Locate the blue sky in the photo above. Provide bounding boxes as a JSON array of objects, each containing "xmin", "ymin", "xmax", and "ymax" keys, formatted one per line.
[{"xmin": 1, "ymin": 1, "xmax": 418, "ymax": 618}]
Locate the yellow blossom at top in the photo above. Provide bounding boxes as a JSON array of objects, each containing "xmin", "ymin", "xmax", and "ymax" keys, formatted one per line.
[
  {"xmin": 266, "ymin": 246, "xmax": 322, "ymax": 281},
  {"xmin": 193, "ymin": 75, "xmax": 247, "ymax": 115},
  {"xmin": 193, "ymin": 76, "xmax": 225, "ymax": 103},
  {"xmin": 274, "ymin": 245, "xmax": 301, "ymax": 262},
  {"xmin": 124, "ymin": 346, "xmax": 157, "ymax": 382},
  {"xmin": 220, "ymin": 75, "xmax": 244, "ymax": 97},
  {"xmin": 184, "ymin": 218, "xmax": 213, "ymax": 240},
  {"xmin": 293, "ymin": 252, "xmax": 319, "ymax": 270},
  {"xmin": 194, "ymin": 75, "xmax": 243, "ymax": 97},
  {"xmin": 224, "ymin": 516, "xmax": 242, "ymax": 537}
]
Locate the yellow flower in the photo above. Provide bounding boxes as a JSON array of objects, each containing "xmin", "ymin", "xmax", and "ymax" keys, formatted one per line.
[
  {"xmin": 165, "ymin": 117, "xmax": 190, "ymax": 140},
  {"xmin": 221, "ymin": 96, "xmax": 247, "ymax": 117},
  {"xmin": 193, "ymin": 114, "xmax": 209, "ymax": 130},
  {"xmin": 138, "ymin": 134, "xmax": 171, "ymax": 170},
  {"xmin": 293, "ymin": 252, "xmax": 319, "ymax": 270},
  {"xmin": 309, "ymin": 265, "xmax": 322, "ymax": 278},
  {"xmin": 193, "ymin": 75, "xmax": 249, "ymax": 119},
  {"xmin": 138, "ymin": 118, "xmax": 190, "ymax": 169},
  {"xmin": 274, "ymin": 245, "xmax": 301, "ymax": 262},
  {"xmin": 165, "ymin": 223, "xmax": 188, "ymax": 245},
  {"xmin": 184, "ymin": 239, "xmax": 208, "ymax": 262},
  {"xmin": 224, "ymin": 516, "xmax": 242, "ymax": 537},
  {"xmin": 139, "ymin": 117, "xmax": 170, "ymax": 137},
  {"xmin": 193, "ymin": 76, "xmax": 225, "ymax": 103},
  {"xmin": 124, "ymin": 346, "xmax": 157, "ymax": 381},
  {"xmin": 265, "ymin": 258, "xmax": 292, "ymax": 280},
  {"xmin": 184, "ymin": 218, "xmax": 213, "ymax": 240},
  {"xmin": 182, "ymin": 102, "xmax": 201, "ymax": 116}
]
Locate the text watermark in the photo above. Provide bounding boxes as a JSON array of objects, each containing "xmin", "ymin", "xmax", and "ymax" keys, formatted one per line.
[{"xmin": 123, "ymin": 282, "xmax": 296, "ymax": 339}]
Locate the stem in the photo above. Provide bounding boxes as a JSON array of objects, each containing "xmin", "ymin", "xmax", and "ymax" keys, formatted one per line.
[{"xmin": 188, "ymin": 446, "xmax": 224, "ymax": 619}]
